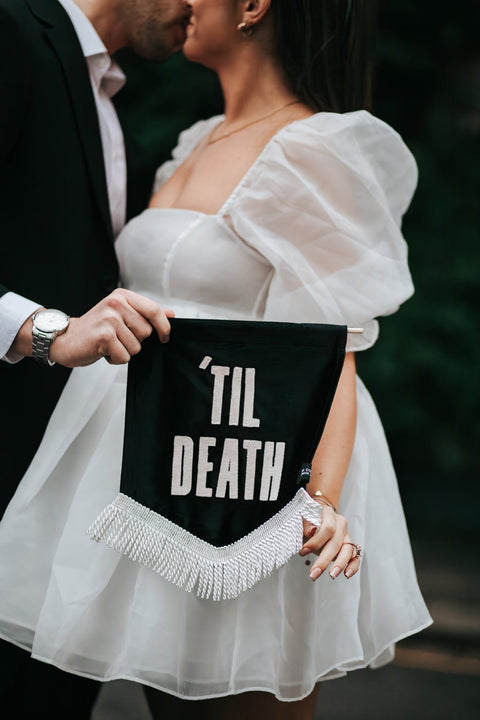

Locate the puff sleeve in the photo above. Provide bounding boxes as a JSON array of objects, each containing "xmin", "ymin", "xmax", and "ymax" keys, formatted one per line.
[{"xmin": 223, "ymin": 111, "xmax": 417, "ymax": 351}]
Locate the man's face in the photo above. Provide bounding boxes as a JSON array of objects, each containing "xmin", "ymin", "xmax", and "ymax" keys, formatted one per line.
[{"xmin": 119, "ymin": 0, "xmax": 191, "ymax": 61}]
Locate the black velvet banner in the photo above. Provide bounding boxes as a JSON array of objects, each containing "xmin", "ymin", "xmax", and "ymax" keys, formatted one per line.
[{"xmin": 120, "ymin": 318, "xmax": 346, "ymax": 546}]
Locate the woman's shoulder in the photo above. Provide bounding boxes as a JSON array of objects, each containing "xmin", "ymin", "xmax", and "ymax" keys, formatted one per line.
[
  {"xmin": 282, "ymin": 109, "xmax": 410, "ymax": 147},
  {"xmin": 245, "ymin": 109, "xmax": 418, "ymax": 227},
  {"xmin": 278, "ymin": 110, "xmax": 417, "ymax": 179}
]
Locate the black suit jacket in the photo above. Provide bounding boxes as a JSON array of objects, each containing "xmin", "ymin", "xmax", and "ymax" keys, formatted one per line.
[{"xmin": 0, "ymin": 0, "xmax": 156, "ymax": 514}]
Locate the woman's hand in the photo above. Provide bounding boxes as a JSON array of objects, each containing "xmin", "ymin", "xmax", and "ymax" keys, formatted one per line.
[{"xmin": 300, "ymin": 507, "xmax": 361, "ymax": 581}]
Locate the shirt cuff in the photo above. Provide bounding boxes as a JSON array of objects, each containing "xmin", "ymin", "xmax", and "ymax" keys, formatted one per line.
[{"xmin": 0, "ymin": 292, "xmax": 42, "ymax": 364}]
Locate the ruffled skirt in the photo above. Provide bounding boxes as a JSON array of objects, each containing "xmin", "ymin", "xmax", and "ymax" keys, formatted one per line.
[{"xmin": 0, "ymin": 359, "xmax": 431, "ymax": 701}]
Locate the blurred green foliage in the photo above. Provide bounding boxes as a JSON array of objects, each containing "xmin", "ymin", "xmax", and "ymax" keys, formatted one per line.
[
  {"xmin": 363, "ymin": 2, "xmax": 480, "ymax": 534},
  {"xmin": 115, "ymin": 2, "xmax": 479, "ymax": 535}
]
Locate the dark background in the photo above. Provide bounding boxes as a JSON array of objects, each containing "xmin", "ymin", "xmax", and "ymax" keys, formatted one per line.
[{"xmin": 114, "ymin": 1, "xmax": 480, "ymax": 542}]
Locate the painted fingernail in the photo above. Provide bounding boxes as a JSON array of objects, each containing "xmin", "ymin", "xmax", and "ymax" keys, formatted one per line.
[
  {"xmin": 329, "ymin": 566, "xmax": 341, "ymax": 579},
  {"xmin": 345, "ymin": 567, "xmax": 353, "ymax": 578},
  {"xmin": 309, "ymin": 568, "xmax": 322, "ymax": 581}
]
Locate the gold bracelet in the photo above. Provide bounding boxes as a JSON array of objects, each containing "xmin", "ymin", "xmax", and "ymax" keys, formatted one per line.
[{"xmin": 308, "ymin": 490, "xmax": 337, "ymax": 513}]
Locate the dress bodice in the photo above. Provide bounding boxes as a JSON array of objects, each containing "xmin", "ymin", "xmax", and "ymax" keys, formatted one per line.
[{"xmin": 116, "ymin": 208, "xmax": 272, "ymax": 320}]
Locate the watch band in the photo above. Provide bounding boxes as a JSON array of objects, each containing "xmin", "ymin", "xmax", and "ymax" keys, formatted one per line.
[{"xmin": 32, "ymin": 329, "xmax": 56, "ymax": 366}]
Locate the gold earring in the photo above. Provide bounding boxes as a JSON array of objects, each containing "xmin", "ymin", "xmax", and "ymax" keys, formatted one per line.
[{"xmin": 237, "ymin": 21, "xmax": 253, "ymax": 36}]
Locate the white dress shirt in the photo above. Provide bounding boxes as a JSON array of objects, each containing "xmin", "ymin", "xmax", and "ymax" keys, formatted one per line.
[{"xmin": 0, "ymin": 0, "xmax": 127, "ymax": 362}]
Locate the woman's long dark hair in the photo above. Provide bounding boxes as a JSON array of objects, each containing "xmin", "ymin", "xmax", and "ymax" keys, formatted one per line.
[{"xmin": 270, "ymin": 0, "xmax": 377, "ymax": 112}]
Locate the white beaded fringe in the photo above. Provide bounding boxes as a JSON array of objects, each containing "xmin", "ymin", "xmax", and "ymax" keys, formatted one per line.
[{"xmin": 87, "ymin": 488, "xmax": 322, "ymax": 601}]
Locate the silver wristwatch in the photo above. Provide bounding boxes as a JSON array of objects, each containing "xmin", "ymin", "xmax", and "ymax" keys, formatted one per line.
[{"xmin": 32, "ymin": 308, "xmax": 70, "ymax": 366}]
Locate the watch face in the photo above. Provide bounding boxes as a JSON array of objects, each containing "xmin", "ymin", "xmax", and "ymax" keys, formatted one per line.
[{"xmin": 34, "ymin": 309, "xmax": 69, "ymax": 334}]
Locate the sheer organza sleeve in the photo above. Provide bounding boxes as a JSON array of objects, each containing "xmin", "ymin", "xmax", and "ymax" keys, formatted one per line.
[
  {"xmin": 153, "ymin": 115, "xmax": 224, "ymax": 192},
  {"xmin": 223, "ymin": 110, "xmax": 417, "ymax": 351}
]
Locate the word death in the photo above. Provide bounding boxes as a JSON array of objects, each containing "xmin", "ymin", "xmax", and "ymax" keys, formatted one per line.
[{"xmin": 171, "ymin": 436, "xmax": 286, "ymax": 501}]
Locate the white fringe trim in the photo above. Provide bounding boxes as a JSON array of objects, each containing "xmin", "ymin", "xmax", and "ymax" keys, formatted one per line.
[{"xmin": 87, "ymin": 488, "xmax": 322, "ymax": 601}]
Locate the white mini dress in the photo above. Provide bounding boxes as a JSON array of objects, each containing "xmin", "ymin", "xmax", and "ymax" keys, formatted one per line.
[{"xmin": 0, "ymin": 111, "xmax": 432, "ymax": 701}]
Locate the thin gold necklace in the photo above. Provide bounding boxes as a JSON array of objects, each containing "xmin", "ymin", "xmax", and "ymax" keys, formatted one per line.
[{"xmin": 207, "ymin": 100, "xmax": 302, "ymax": 145}]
